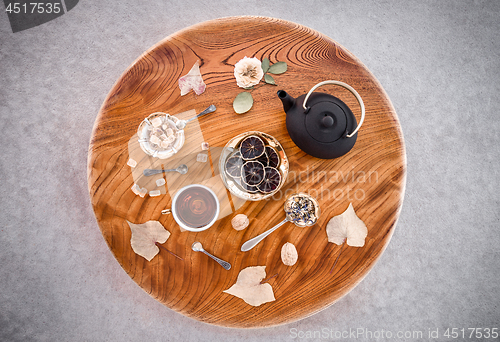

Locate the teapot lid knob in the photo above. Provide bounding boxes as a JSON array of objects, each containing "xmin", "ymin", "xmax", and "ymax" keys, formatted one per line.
[{"xmin": 321, "ymin": 115, "xmax": 334, "ymax": 128}]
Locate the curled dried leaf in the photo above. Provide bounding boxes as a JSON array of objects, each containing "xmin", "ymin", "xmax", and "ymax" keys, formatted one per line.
[
  {"xmin": 127, "ymin": 220, "xmax": 171, "ymax": 261},
  {"xmin": 178, "ymin": 60, "xmax": 206, "ymax": 96},
  {"xmin": 223, "ymin": 266, "xmax": 275, "ymax": 306},
  {"xmin": 326, "ymin": 203, "xmax": 367, "ymax": 247}
]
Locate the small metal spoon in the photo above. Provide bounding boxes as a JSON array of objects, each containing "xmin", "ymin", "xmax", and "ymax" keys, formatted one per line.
[
  {"xmin": 191, "ymin": 241, "xmax": 231, "ymax": 270},
  {"xmin": 176, "ymin": 104, "xmax": 216, "ymax": 130},
  {"xmin": 143, "ymin": 164, "xmax": 188, "ymax": 177}
]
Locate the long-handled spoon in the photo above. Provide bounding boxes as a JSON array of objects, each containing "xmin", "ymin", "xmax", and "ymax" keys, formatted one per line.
[
  {"xmin": 240, "ymin": 218, "xmax": 289, "ymax": 252},
  {"xmin": 143, "ymin": 164, "xmax": 188, "ymax": 177},
  {"xmin": 240, "ymin": 193, "xmax": 321, "ymax": 252},
  {"xmin": 191, "ymin": 241, "xmax": 231, "ymax": 270}
]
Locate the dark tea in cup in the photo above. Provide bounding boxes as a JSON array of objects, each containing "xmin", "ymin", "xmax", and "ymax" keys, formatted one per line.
[{"xmin": 172, "ymin": 185, "xmax": 220, "ymax": 231}]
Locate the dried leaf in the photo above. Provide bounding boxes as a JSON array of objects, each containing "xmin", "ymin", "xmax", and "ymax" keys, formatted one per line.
[
  {"xmin": 223, "ymin": 266, "xmax": 275, "ymax": 306},
  {"xmin": 267, "ymin": 61, "xmax": 287, "ymax": 74},
  {"xmin": 326, "ymin": 203, "xmax": 368, "ymax": 247},
  {"xmin": 233, "ymin": 92, "xmax": 253, "ymax": 114},
  {"xmin": 178, "ymin": 60, "xmax": 206, "ymax": 96},
  {"xmin": 127, "ymin": 220, "xmax": 171, "ymax": 261},
  {"xmin": 261, "ymin": 58, "xmax": 270, "ymax": 73},
  {"xmin": 264, "ymin": 74, "xmax": 276, "ymax": 85}
]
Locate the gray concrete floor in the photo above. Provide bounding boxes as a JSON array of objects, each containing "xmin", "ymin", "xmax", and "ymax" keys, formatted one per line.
[{"xmin": 1, "ymin": 1, "xmax": 499, "ymax": 341}]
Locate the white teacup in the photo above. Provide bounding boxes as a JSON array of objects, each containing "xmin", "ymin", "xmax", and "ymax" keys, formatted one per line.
[{"xmin": 170, "ymin": 184, "xmax": 220, "ymax": 232}]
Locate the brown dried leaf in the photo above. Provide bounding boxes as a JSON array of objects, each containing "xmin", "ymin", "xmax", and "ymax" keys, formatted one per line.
[
  {"xmin": 127, "ymin": 220, "xmax": 171, "ymax": 261},
  {"xmin": 326, "ymin": 203, "xmax": 368, "ymax": 247},
  {"xmin": 223, "ymin": 266, "xmax": 275, "ymax": 306}
]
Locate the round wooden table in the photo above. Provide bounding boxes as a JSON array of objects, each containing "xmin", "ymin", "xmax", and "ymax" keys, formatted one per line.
[{"xmin": 88, "ymin": 16, "xmax": 406, "ymax": 328}]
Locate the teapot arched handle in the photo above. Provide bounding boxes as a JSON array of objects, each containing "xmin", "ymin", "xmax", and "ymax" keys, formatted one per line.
[{"xmin": 303, "ymin": 80, "xmax": 365, "ymax": 138}]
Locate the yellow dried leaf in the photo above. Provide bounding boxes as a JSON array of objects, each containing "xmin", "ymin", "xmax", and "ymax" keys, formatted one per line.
[
  {"xmin": 326, "ymin": 203, "xmax": 367, "ymax": 247},
  {"xmin": 127, "ymin": 220, "xmax": 171, "ymax": 261},
  {"xmin": 223, "ymin": 266, "xmax": 275, "ymax": 306}
]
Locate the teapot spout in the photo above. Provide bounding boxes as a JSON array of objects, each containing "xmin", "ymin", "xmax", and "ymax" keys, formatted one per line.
[{"xmin": 277, "ymin": 90, "xmax": 295, "ymax": 113}]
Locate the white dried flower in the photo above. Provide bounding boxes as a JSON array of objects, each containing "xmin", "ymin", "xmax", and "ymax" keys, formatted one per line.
[{"xmin": 234, "ymin": 57, "xmax": 264, "ymax": 88}]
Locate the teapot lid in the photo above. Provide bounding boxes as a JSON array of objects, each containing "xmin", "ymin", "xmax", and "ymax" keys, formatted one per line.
[{"xmin": 304, "ymin": 97, "xmax": 351, "ymax": 143}]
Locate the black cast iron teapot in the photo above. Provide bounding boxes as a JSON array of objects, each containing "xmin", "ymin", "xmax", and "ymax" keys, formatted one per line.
[{"xmin": 278, "ymin": 80, "xmax": 365, "ymax": 159}]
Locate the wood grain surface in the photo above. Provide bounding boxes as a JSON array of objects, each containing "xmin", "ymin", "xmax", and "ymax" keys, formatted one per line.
[{"xmin": 88, "ymin": 16, "xmax": 406, "ymax": 328}]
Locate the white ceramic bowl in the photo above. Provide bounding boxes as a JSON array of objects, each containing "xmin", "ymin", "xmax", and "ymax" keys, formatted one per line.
[{"xmin": 171, "ymin": 184, "xmax": 220, "ymax": 232}]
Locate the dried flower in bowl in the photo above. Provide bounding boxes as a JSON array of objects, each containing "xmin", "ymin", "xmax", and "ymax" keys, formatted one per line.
[
  {"xmin": 234, "ymin": 56, "xmax": 264, "ymax": 89},
  {"xmin": 284, "ymin": 193, "xmax": 320, "ymax": 227}
]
